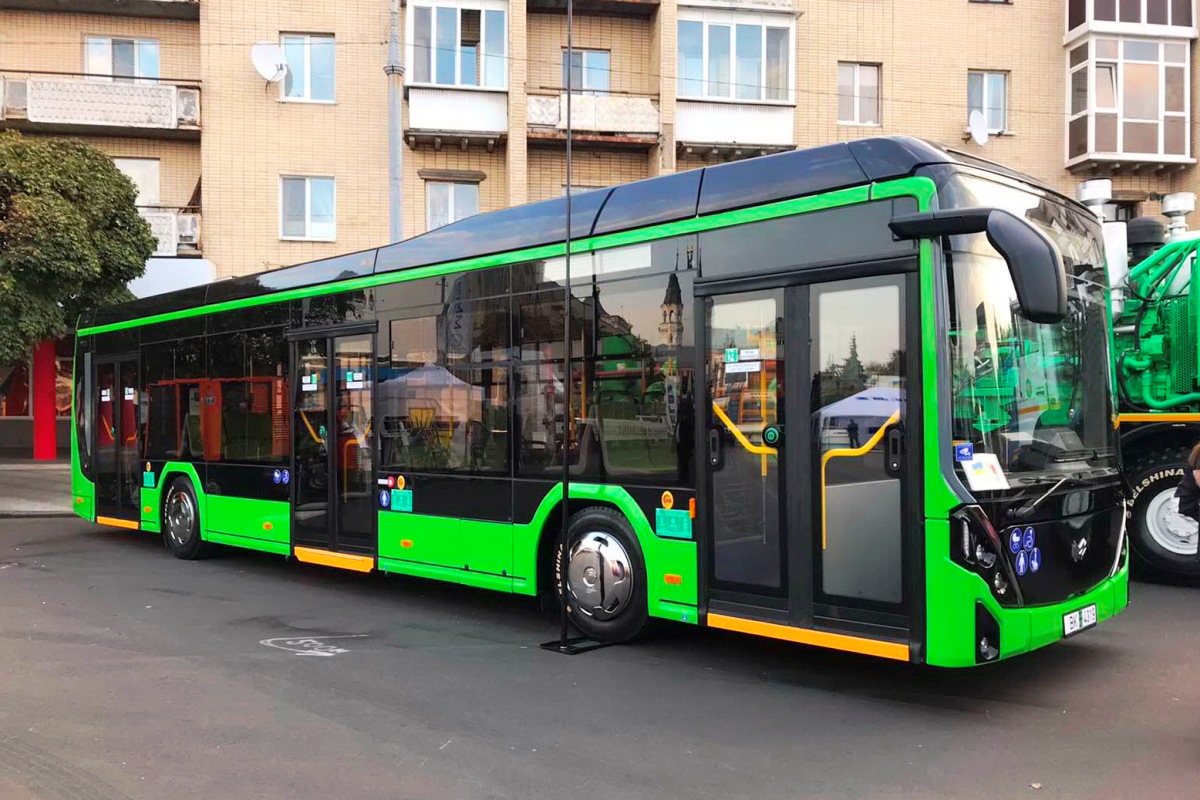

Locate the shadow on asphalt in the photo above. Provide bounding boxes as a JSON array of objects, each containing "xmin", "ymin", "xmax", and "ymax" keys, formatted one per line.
[{"xmin": 70, "ymin": 523, "xmax": 1137, "ymax": 713}]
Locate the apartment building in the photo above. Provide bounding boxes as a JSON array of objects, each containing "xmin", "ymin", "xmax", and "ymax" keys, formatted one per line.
[{"xmin": 1, "ymin": 0, "xmax": 1198, "ymax": 455}]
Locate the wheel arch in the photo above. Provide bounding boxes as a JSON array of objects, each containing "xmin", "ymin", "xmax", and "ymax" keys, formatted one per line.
[{"xmin": 156, "ymin": 462, "xmax": 207, "ymax": 532}]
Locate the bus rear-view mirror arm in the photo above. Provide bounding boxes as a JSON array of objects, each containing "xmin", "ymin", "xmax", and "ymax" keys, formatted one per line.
[{"xmin": 889, "ymin": 207, "xmax": 1068, "ymax": 324}]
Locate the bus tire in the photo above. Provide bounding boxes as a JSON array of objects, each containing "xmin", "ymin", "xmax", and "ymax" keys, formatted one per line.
[
  {"xmin": 1127, "ymin": 449, "xmax": 1200, "ymax": 578},
  {"xmin": 162, "ymin": 477, "xmax": 211, "ymax": 560},
  {"xmin": 554, "ymin": 506, "xmax": 648, "ymax": 644}
]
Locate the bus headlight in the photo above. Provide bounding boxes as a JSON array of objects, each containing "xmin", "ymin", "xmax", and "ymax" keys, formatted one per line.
[{"xmin": 951, "ymin": 506, "xmax": 1022, "ymax": 607}]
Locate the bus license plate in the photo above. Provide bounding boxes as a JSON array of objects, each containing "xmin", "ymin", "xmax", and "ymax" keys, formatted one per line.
[{"xmin": 1062, "ymin": 604, "xmax": 1098, "ymax": 638}]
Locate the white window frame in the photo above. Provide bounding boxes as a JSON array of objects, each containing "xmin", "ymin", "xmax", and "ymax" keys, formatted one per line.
[
  {"xmin": 280, "ymin": 34, "xmax": 336, "ymax": 103},
  {"xmin": 83, "ymin": 36, "xmax": 160, "ymax": 82},
  {"xmin": 837, "ymin": 62, "xmax": 881, "ymax": 126},
  {"xmin": 279, "ymin": 176, "xmax": 337, "ymax": 242},
  {"xmin": 1067, "ymin": 0, "xmax": 1196, "ymax": 33},
  {"xmin": 968, "ymin": 70, "xmax": 1008, "ymax": 133},
  {"xmin": 1065, "ymin": 35, "xmax": 1192, "ymax": 164},
  {"xmin": 426, "ymin": 181, "xmax": 479, "ymax": 231},
  {"xmin": 676, "ymin": 7, "xmax": 794, "ymax": 105},
  {"xmin": 562, "ymin": 49, "xmax": 611, "ymax": 95},
  {"xmin": 406, "ymin": 0, "xmax": 508, "ymax": 91}
]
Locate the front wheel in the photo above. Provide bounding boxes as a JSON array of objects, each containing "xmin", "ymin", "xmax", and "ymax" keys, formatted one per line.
[
  {"xmin": 554, "ymin": 507, "xmax": 648, "ymax": 643},
  {"xmin": 162, "ymin": 477, "xmax": 212, "ymax": 560},
  {"xmin": 1127, "ymin": 452, "xmax": 1200, "ymax": 577}
]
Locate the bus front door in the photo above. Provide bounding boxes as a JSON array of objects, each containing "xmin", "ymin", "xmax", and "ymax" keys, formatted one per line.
[
  {"xmin": 700, "ymin": 268, "xmax": 920, "ymax": 660},
  {"xmin": 291, "ymin": 333, "xmax": 376, "ymax": 557},
  {"xmin": 94, "ymin": 356, "xmax": 142, "ymax": 524}
]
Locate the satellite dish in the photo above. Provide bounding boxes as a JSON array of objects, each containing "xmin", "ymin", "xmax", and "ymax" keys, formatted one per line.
[
  {"xmin": 251, "ymin": 42, "xmax": 288, "ymax": 83},
  {"xmin": 968, "ymin": 110, "xmax": 989, "ymax": 147}
]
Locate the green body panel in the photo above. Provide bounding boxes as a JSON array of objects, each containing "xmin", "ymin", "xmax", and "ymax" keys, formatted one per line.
[
  {"xmin": 378, "ymin": 512, "xmax": 512, "ymax": 577},
  {"xmin": 924, "ymin": 519, "xmax": 1129, "ymax": 666},
  {"xmin": 377, "ymin": 481, "xmax": 699, "ymax": 623},
  {"xmin": 69, "ymin": 378, "xmax": 95, "ymax": 522},
  {"xmin": 205, "ymin": 495, "xmax": 291, "ymax": 545},
  {"xmin": 205, "ymin": 531, "xmax": 291, "ymax": 556},
  {"xmin": 140, "ymin": 487, "xmax": 159, "ymax": 532}
]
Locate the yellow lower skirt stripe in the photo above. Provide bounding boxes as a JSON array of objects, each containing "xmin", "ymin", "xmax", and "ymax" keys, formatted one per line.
[
  {"xmin": 707, "ymin": 612, "xmax": 910, "ymax": 662},
  {"xmin": 96, "ymin": 516, "xmax": 139, "ymax": 531},
  {"xmin": 293, "ymin": 546, "xmax": 374, "ymax": 573},
  {"xmin": 1117, "ymin": 412, "xmax": 1200, "ymax": 425}
]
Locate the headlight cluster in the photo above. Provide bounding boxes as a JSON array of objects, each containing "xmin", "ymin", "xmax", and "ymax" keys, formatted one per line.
[{"xmin": 951, "ymin": 505, "xmax": 1022, "ymax": 608}]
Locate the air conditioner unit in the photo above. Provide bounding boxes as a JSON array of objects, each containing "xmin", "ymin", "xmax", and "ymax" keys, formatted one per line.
[
  {"xmin": 2, "ymin": 78, "xmax": 29, "ymax": 120},
  {"xmin": 178, "ymin": 213, "xmax": 201, "ymax": 248},
  {"xmin": 177, "ymin": 87, "xmax": 200, "ymax": 127}
]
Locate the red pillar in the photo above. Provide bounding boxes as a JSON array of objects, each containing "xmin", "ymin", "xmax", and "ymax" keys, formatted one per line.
[{"xmin": 32, "ymin": 339, "xmax": 57, "ymax": 461}]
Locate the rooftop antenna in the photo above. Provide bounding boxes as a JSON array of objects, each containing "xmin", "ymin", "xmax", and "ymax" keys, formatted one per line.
[
  {"xmin": 250, "ymin": 42, "xmax": 288, "ymax": 85},
  {"xmin": 967, "ymin": 109, "xmax": 989, "ymax": 148}
]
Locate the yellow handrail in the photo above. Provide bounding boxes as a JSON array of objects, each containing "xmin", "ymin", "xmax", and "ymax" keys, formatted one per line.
[
  {"xmin": 819, "ymin": 409, "xmax": 901, "ymax": 550},
  {"xmin": 711, "ymin": 401, "xmax": 777, "ymax": 457}
]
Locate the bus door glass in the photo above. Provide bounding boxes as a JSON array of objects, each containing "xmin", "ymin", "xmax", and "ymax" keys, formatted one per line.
[
  {"xmin": 291, "ymin": 333, "xmax": 376, "ymax": 554},
  {"xmin": 94, "ymin": 356, "xmax": 141, "ymax": 520},
  {"xmin": 704, "ymin": 290, "xmax": 787, "ymax": 595},
  {"xmin": 810, "ymin": 275, "xmax": 909, "ymax": 611}
]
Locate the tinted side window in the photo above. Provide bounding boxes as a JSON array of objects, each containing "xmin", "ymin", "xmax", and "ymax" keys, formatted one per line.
[
  {"xmin": 205, "ymin": 329, "xmax": 289, "ymax": 464},
  {"xmin": 699, "ymin": 199, "xmax": 916, "ymax": 279}
]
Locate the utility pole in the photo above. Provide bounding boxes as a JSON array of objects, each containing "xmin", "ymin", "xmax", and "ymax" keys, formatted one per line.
[{"xmin": 386, "ymin": 0, "xmax": 405, "ymax": 243}]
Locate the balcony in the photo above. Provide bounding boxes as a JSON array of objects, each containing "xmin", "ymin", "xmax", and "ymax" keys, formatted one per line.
[
  {"xmin": 0, "ymin": 0, "xmax": 199, "ymax": 20},
  {"xmin": 526, "ymin": 0, "xmax": 657, "ymax": 18},
  {"xmin": 527, "ymin": 92, "xmax": 659, "ymax": 150},
  {"xmin": 139, "ymin": 207, "xmax": 201, "ymax": 257},
  {"xmin": 405, "ymin": 86, "xmax": 507, "ymax": 151},
  {"xmin": 675, "ymin": 100, "xmax": 794, "ymax": 159},
  {"xmin": 0, "ymin": 73, "xmax": 200, "ymax": 140},
  {"xmin": 1065, "ymin": 0, "xmax": 1196, "ymax": 45}
]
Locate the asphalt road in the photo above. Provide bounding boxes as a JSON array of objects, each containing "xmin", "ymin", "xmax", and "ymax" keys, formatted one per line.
[{"xmin": 0, "ymin": 518, "xmax": 1195, "ymax": 800}]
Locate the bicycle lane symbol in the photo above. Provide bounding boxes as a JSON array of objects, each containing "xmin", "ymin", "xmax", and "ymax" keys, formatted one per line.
[{"xmin": 259, "ymin": 634, "xmax": 368, "ymax": 657}]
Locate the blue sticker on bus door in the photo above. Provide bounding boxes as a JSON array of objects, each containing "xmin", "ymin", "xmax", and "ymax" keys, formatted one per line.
[
  {"xmin": 1030, "ymin": 548, "xmax": 1042, "ymax": 574},
  {"xmin": 955, "ymin": 443, "xmax": 974, "ymax": 462},
  {"xmin": 1009, "ymin": 529, "xmax": 1023, "ymax": 554},
  {"xmin": 1023, "ymin": 527, "xmax": 1036, "ymax": 552},
  {"xmin": 1015, "ymin": 550, "xmax": 1029, "ymax": 577}
]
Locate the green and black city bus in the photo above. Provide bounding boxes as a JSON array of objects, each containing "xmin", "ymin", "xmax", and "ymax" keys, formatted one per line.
[{"xmin": 71, "ymin": 137, "xmax": 1129, "ymax": 667}]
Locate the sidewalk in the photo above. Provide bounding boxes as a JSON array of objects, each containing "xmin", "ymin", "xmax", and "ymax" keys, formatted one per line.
[{"xmin": 0, "ymin": 460, "xmax": 73, "ymax": 518}]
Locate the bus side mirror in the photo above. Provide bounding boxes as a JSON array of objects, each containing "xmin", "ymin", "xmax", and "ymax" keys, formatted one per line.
[{"xmin": 889, "ymin": 207, "xmax": 1068, "ymax": 324}]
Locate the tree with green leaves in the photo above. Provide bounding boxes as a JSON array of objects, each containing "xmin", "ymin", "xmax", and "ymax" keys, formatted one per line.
[{"xmin": 0, "ymin": 132, "xmax": 155, "ymax": 363}]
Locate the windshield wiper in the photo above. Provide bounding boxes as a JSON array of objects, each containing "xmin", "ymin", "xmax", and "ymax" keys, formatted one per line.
[{"xmin": 1009, "ymin": 476, "xmax": 1091, "ymax": 519}]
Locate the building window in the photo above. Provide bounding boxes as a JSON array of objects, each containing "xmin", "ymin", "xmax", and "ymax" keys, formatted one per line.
[
  {"xmin": 0, "ymin": 361, "xmax": 31, "ymax": 418},
  {"xmin": 281, "ymin": 34, "xmax": 335, "ymax": 102},
  {"xmin": 410, "ymin": 0, "xmax": 507, "ymax": 89},
  {"xmin": 1103, "ymin": 200, "xmax": 1139, "ymax": 221},
  {"xmin": 562, "ymin": 49, "xmax": 610, "ymax": 95},
  {"xmin": 84, "ymin": 37, "xmax": 159, "ymax": 82},
  {"xmin": 1067, "ymin": 37, "xmax": 1189, "ymax": 162},
  {"xmin": 280, "ymin": 176, "xmax": 336, "ymax": 241},
  {"xmin": 677, "ymin": 10, "xmax": 792, "ymax": 102},
  {"xmin": 837, "ymin": 63, "xmax": 880, "ymax": 125},
  {"xmin": 1088, "ymin": 0, "xmax": 1193, "ymax": 26},
  {"xmin": 112, "ymin": 158, "xmax": 161, "ymax": 206},
  {"xmin": 968, "ymin": 70, "xmax": 1008, "ymax": 132},
  {"xmin": 427, "ymin": 182, "xmax": 479, "ymax": 230}
]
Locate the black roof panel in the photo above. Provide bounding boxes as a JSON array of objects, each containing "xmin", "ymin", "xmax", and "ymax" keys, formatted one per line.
[{"xmin": 86, "ymin": 137, "xmax": 1047, "ymax": 328}]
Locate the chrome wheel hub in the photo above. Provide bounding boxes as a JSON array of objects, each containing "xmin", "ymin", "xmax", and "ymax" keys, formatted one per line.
[
  {"xmin": 1144, "ymin": 488, "xmax": 1198, "ymax": 556},
  {"xmin": 566, "ymin": 531, "xmax": 634, "ymax": 621},
  {"xmin": 165, "ymin": 489, "xmax": 195, "ymax": 547}
]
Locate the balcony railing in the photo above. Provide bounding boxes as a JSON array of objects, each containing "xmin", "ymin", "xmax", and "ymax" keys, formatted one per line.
[
  {"xmin": 527, "ymin": 92, "xmax": 659, "ymax": 148},
  {"xmin": 0, "ymin": 72, "xmax": 200, "ymax": 139},
  {"xmin": 406, "ymin": 86, "xmax": 507, "ymax": 150},
  {"xmin": 675, "ymin": 100, "xmax": 794, "ymax": 157},
  {"xmin": 525, "ymin": 0, "xmax": 658, "ymax": 19},
  {"xmin": 0, "ymin": 0, "xmax": 199, "ymax": 20},
  {"xmin": 139, "ymin": 207, "xmax": 201, "ymax": 257}
]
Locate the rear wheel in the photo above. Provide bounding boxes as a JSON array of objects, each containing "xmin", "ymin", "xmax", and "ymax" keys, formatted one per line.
[
  {"xmin": 554, "ymin": 507, "xmax": 648, "ymax": 643},
  {"xmin": 1127, "ymin": 449, "xmax": 1200, "ymax": 577},
  {"xmin": 162, "ymin": 477, "xmax": 211, "ymax": 560}
]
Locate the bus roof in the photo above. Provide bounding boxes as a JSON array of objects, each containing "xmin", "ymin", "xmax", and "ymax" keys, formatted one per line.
[{"xmin": 84, "ymin": 136, "xmax": 1062, "ymax": 330}]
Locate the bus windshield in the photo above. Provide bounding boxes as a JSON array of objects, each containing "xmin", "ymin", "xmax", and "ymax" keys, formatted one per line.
[{"xmin": 938, "ymin": 171, "xmax": 1119, "ymax": 486}]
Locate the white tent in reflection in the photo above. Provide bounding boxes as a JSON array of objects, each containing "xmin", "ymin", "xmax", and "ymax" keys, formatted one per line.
[
  {"xmin": 377, "ymin": 363, "xmax": 481, "ymax": 427},
  {"xmin": 815, "ymin": 386, "xmax": 904, "ymax": 449}
]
